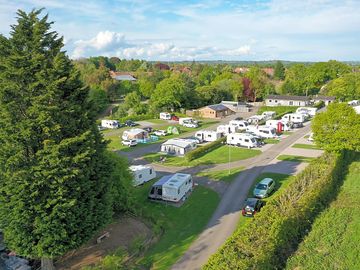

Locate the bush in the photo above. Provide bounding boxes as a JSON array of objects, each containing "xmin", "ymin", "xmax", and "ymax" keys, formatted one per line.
[
  {"xmin": 119, "ymin": 114, "xmax": 155, "ymax": 123},
  {"xmin": 314, "ymin": 100, "xmax": 325, "ymax": 109},
  {"xmin": 185, "ymin": 137, "xmax": 226, "ymax": 162},
  {"xmin": 204, "ymin": 151, "xmax": 355, "ymax": 270},
  {"xmin": 258, "ymin": 106, "xmax": 298, "ymax": 115}
]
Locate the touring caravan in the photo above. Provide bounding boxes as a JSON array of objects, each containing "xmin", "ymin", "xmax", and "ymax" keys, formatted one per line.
[
  {"xmin": 246, "ymin": 125, "xmax": 277, "ymax": 139},
  {"xmin": 195, "ymin": 130, "xmax": 222, "ymax": 142},
  {"xmin": 160, "ymin": 112, "xmax": 172, "ymax": 120},
  {"xmin": 296, "ymin": 107, "xmax": 317, "ymax": 117},
  {"xmin": 227, "ymin": 133, "xmax": 259, "ymax": 148},
  {"xmin": 179, "ymin": 117, "xmax": 198, "ymax": 125},
  {"xmin": 217, "ymin": 124, "xmax": 238, "ymax": 135},
  {"xmin": 130, "ymin": 165, "xmax": 156, "ymax": 186},
  {"xmin": 101, "ymin": 120, "xmax": 120, "ymax": 129},
  {"xmin": 281, "ymin": 113, "xmax": 307, "ymax": 124},
  {"xmin": 229, "ymin": 120, "xmax": 249, "ymax": 131},
  {"xmin": 266, "ymin": 120, "xmax": 292, "ymax": 131},
  {"xmin": 261, "ymin": 111, "xmax": 276, "ymax": 120},
  {"xmin": 148, "ymin": 175, "xmax": 172, "ymax": 200},
  {"xmin": 247, "ymin": 115, "xmax": 264, "ymax": 125},
  {"xmin": 162, "ymin": 173, "xmax": 193, "ymax": 202}
]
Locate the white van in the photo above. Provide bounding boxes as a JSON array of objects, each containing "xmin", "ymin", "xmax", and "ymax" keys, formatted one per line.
[
  {"xmin": 160, "ymin": 112, "xmax": 171, "ymax": 120},
  {"xmin": 246, "ymin": 125, "xmax": 277, "ymax": 139},
  {"xmin": 101, "ymin": 119, "xmax": 120, "ymax": 129},
  {"xmin": 217, "ymin": 124, "xmax": 238, "ymax": 135},
  {"xmin": 266, "ymin": 120, "xmax": 292, "ymax": 131},
  {"xmin": 162, "ymin": 173, "xmax": 193, "ymax": 202},
  {"xmin": 281, "ymin": 113, "xmax": 307, "ymax": 123},
  {"xmin": 229, "ymin": 120, "xmax": 249, "ymax": 131},
  {"xmin": 129, "ymin": 165, "xmax": 156, "ymax": 186},
  {"xmin": 227, "ymin": 133, "xmax": 259, "ymax": 148},
  {"xmin": 195, "ymin": 130, "xmax": 222, "ymax": 142}
]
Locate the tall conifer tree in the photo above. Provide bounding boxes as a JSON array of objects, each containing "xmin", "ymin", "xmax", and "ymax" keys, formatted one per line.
[{"xmin": 0, "ymin": 9, "xmax": 113, "ymax": 269}]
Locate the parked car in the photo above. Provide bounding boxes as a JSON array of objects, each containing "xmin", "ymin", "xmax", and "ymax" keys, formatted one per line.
[
  {"xmin": 171, "ymin": 115, "xmax": 179, "ymax": 121},
  {"xmin": 253, "ymin": 178, "xmax": 276, "ymax": 198},
  {"xmin": 234, "ymin": 117, "xmax": 243, "ymax": 121},
  {"xmin": 124, "ymin": 120, "xmax": 137, "ymax": 127},
  {"xmin": 183, "ymin": 122, "xmax": 198, "ymax": 128},
  {"xmin": 292, "ymin": 122, "xmax": 304, "ymax": 128},
  {"xmin": 121, "ymin": 139, "xmax": 137, "ymax": 147},
  {"xmin": 153, "ymin": 130, "xmax": 167, "ymax": 136},
  {"xmin": 242, "ymin": 198, "xmax": 264, "ymax": 217}
]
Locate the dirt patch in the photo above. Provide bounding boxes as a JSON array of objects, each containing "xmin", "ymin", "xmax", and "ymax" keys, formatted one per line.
[{"xmin": 56, "ymin": 217, "xmax": 152, "ymax": 270}]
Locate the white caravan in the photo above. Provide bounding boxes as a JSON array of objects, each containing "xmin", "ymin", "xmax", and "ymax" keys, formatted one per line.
[
  {"xmin": 229, "ymin": 120, "xmax": 249, "ymax": 131},
  {"xmin": 354, "ymin": 105, "xmax": 360, "ymax": 114},
  {"xmin": 348, "ymin": 100, "xmax": 359, "ymax": 106},
  {"xmin": 162, "ymin": 173, "xmax": 193, "ymax": 202},
  {"xmin": 217, "ymin": 124, "xmax": 238, "ymax": 135},
  {"xmin": 160, "ymin": 112, "xmax": 171, "ymax": 120},
  {"xmin": 129, "ymin": 165, "xmax": 156, "ymax": 186},
  {"xmin": 266, "ymin": 120, "xmax": 292, "ymax": 131},
  {"xmin": 227, "ymin": 133, "xmax": 259, "ymax": 148},
  {"xmin": 101, "ymin": 119, "xmax": 120, "ymax": 129},
  {"xmin": 296, "ymin": 107, "xmax": 317, "ymax": 117},
  {"xmin": 281, "ymin": 113, "xmax": 307, "ymax": 123},
  {"xmin": 247, "ymin": 115, "xmax": 264, "ymax": 124},
  {"xmin": 261, "ymin": 111, "xmax": 276, "ymax": 120},
  {"xmin": 246, "ymin": 125, "xmax": 277, "ymax": 139},
  {"xmin": 195, "ymin": 130, "xmax": 222, "ymax": 142},
  {"xmin": 179, "ymin": 117, "xmax": 198, "ymax": 125}
]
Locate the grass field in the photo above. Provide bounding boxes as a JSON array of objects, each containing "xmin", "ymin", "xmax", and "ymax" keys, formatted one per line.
[
  {"xmin": 292, "ymin": 143, "xmax": 322, "ymax": 150},
  {"xmin": 134, "ymin": 182, "xmax": 220, "ymax": 270},
  {"xmin": 197, "ymin": 167, "xmax": 244, "ymax": 182},
  {"xmin": 277, "ymin": 154, "xmax": 315, "ymax": 163},
  {"xmin": 144, "ymin": 146, "xmax": 261, "ymax": 167},
  {"xmin": 286, "ymin": 156, "xmax": 360, "ymax": 270},
  {"xmin": 264, "ymin": 138, "xmax": 280, "ymax": 144}
]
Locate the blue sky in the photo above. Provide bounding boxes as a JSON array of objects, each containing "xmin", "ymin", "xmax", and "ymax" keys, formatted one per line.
[{"xmin": 1, "ymin": 0, "xmax": 360, "ymax": 61}]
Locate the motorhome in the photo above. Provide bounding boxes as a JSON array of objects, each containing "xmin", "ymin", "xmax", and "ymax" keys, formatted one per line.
[
  {"xmin": 101, "ymin": 119, "xmax": 120, "ymax": 129},
  {"xmin": 195, "ymin": 130, "xmax": 222, "ymax": 142},
  {"xmin": 160, "ymin": 112, "xmax": 172, "ymax": 120},
  {"xmin": 229, "ymin": 120, "xmax": 249, "ymax": 131},
  {"xmin": 261, "ymin": 111, "xmax": 276, "ymax": 120},
  {"xmin": 246, "ymin": 125, "xmax": 277, "ymax": 139},
  {"xmin": 216, "ymin": 124, "xmax": 238, "ymax": 135},
  {"xmin": 296, "ymin": 107, "xmax": 317, "ymax": 117},
  {"xmin": 266, "ymin": 120, "xmax": 292, "ymax": 131},
  {"xmin": 281, "ymin": 113, "xmax": 307, "ymax": 123},
  {"xmin": 162, "ymin": 173, "xmax": 193, "ymax": 202},
  {"xmin": 227, "ymin": 133, "xmax": 259, "ymax": 148},
  {"xmin": 130, "ymin": 165, "xmax": 156, "ymax": 186}
]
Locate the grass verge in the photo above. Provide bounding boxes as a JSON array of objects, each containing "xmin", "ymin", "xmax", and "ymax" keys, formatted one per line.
[
  {"xmin": 197, "ymin": 167, "xmax": 244, "ymax": 182},
  {"xmin": 277, "ymin": 154, "xmax": 315, "ymax": 163},
  {"xmin": 292, "ymin": 143, "xmax": 322, "ymax": 150},
  {"xmin": 264, "ymin": 138, "xmax": 280, "ymax": 144}
]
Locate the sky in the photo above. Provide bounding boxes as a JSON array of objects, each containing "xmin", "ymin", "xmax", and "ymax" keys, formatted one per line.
[{"xmin": 0, "ymin": 0, "xmax": 360, "ymax": 61}]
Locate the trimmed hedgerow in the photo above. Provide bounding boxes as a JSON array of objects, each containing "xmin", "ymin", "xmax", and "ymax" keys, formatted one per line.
[{"xmin": 185, "ymin": 137, "xmax": 226, "ymax": 162}]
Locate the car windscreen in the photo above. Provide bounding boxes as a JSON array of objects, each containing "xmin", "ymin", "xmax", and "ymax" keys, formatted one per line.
[{"xmin": 256, "ymin": 184, "xmax": 267, "ymax": 190}]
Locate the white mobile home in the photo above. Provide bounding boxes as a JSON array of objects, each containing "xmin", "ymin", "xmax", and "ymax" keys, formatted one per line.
[
  {"xmin": 216, "ymin": 124, "xmax": 238, "ymax": 135},
  {"xmin": 101, "ymin": 120, "xmax": 120, "ymax": 129},
  {"xmin": 130, "ymin": 165, "xmax": 156, "ymax": 186},
  {"xmin": 195, "ymin": 130, "xmax": 222, "ymax": 142},
  {"xmin": 229, "ymin": 120, "xmax": 249, "ymax": 131},
  {"xmin": 281, "ymin": 113, "xmax": 307, "ymax": 123},
  {"xmin": 227, "ymin": 133, "xmax": 259, "ymax": 148},
  {"xmin": 296, "ymin": 107, "xmax": 317, "ymax": 117},
  {"xmin": 161, "ymin": 139, "xmax": 197, "ymax": 156},
  {"xmin": 266, "ymin": 120, "xmax": 292, "ymax": 131},
  {"xmin": 160, "ymin": 112, "xmax": 171, "ymax": 120},
  {"xmin": 246, "ymin": 125, "xmax": 277, "ymax": 139},
  {"xmin": 265, "ymin": 95, "xmax": 311, "ymax": 107},
  {"xmin": 162, "ymin": 173, "xmax": 193, "ymax": 202}
]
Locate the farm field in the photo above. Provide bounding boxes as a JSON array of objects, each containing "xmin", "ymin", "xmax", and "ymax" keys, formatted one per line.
[
  {"xmin": 144, "ymin": 146, "xmax": 261, "ymax": 167},
  {"xmin": 286, "ymin": 155, "xmax": 360, "ymax": 270}
]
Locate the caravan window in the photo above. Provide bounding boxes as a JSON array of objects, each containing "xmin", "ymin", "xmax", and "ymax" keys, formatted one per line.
[
  {"xmin": 262, "ymin": 130, "xmax": 269, "ymax": 134},
  {"xmin": 157, "ymin": 189, "xmax": 162, "ymax": 195},
  {"xmin": 139, "ymin": 174, "xmax": 142, "ymax": 178},
  {"xmin": 245, "ymin": 139, "xmax": 249, "ymax": 142},
  {"xmin": 178, "ymin": 189, "xmax": 180, "ymax": 194},
  {"xmin": 208, "ymin": 134, "xmax": 211, "ymax": 137},
  {"xmin": 150, "ymin": 169, "xmax": 153, "ymax": 174},
  {"xmin": 150, "ymin": 187, "xmax": 155, "ymax": 194}
]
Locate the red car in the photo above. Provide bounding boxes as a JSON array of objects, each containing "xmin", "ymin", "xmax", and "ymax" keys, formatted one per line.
[{"xmin": 171, "ymin": 115, "xmax": 179, "ymax": 121}]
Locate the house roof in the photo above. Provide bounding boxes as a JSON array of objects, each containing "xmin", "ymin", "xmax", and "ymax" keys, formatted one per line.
[
  {"xmin": 314, "ymin": 95, "xmax": 336, "ymax": 101},
  {"xmin": 206, "ymin": 104, "xmax": 231, "ymax": 111},
  {"xmin": 162, "ymin": 138, "xmax": 194, "ymax": 148},
  {"xmin": 266, "ymin": 95, "xmax": 311, "ymax": 101}
]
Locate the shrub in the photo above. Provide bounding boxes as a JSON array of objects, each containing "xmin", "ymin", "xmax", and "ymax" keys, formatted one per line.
[
  {"xmin": 185, "ymin": 137, "xmax": 226, "ymax": 162},
  {"xmin": 314, "ymin": 100, "xmax": 325, "ymax": 109},
  {"xmin": 204, "ymin": 151, "xmax": 355, "ymax": 270},
  {"xmin": 119, "ymin": 114, "xmax": 155, "ymax": 123}
]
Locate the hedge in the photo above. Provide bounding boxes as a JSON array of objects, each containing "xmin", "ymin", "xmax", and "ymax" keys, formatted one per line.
[
  {"xmin": 204, "ymin": 150, "xmax": 355, "ymax": 270},
  {"xmin": 314, "ymin": 100, "xmax": 325, "ymax": 109},
  {"xmin": 118, "ymin": 114, "xmax": 155, "ymax": 123},
  {"xmin": 185, "ymin": 137, "xmax": 226, "ymax": 162}
]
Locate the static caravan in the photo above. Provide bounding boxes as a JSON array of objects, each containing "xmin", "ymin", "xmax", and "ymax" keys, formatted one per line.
[
  {"xmin": 162, "ymin": 173, "xmax": 193, "ymax": 202},
  {"xmin": 227, "ymin": 133, "xmax": 259, "ymax": 148},
  {"xmin": 281, "ymin": 113, "xmax": 307, "ymax": 124},
  {"xmin": 217, "ymin": 124, "xmax": 238, "ymax": 135},
  {"xmin": 161, "ymin": 139, "xmax": 197, "ymax": 156},
  {"xmin": 101, "ymin": 120, "xmax": 120, "ymax": 129},
  {"xmin": 229, "ymin": 120, "xmax": 249, "ymax": 131},
  {"xmin": 195, "ymin": 130, "xmax": 222, "ymax": 142},
  {"xmin": 148, "ymin": 175, "xmax": 172, "ymax": 200},
  {"xmin": 130, "ymin": 165, "xmax": 156, "ymax": 186},
  {"xmin": 266, "ymin": 120, "xmax": 292, "ymax": 131},
  {"xmin": 296, "ymin": 107, "xmax": 317, "ymax": 117},
  {"xmin": 246, "ymin": 125, "xmax": 277, "ymax": 139},
  {"xmin": 261, "ymin": 111, "xmax": 276, "ymax": 120},
  {"xmin": 160, "ymin": 112, "xmax": 172, "ymax": 120}
]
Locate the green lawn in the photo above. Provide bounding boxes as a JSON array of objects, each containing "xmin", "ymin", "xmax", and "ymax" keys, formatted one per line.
[
  {"xmin": 286, "ymin": 156, "xmax": 360, "ymax": 270},
  {"xmin": 134, "ymin": 181, "xmax": 220, "ymax": 270},
  {"xmin": 292, "ymin": 143, "xmax": 322, "ymax": 150},
  {"xmin": 264, "ymin": 138, "xmax": 280, "ymax": 144},
  {"xmin": 282, "ymin": 131, "xmax": 293, "ymax": 135},
  {"xmin": 144, "ymin": 146, "xmax": 261, "ymax": 167},
  {"xmin": 197, "ymin": 167, "xmax": 244, "ymax": 182},
  {"xmin": 277, "ymin": 155, "xmax": 315, "ymax": 163}
]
